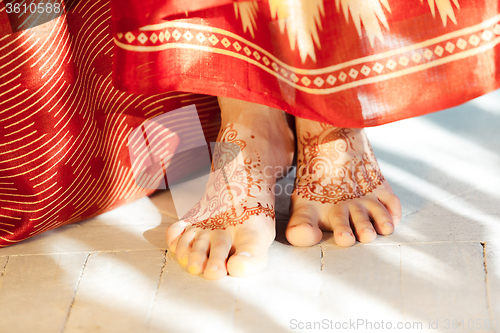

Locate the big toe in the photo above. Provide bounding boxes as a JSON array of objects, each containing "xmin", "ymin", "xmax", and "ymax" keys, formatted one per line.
[{"xmin": 286, "ymin": 203, "xmax": 322, "ymax": 247}]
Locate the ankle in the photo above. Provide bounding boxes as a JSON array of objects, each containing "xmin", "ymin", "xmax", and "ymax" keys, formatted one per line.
[{"xmin": 219, "ymin": 97, "xmax": 286, "ymax": 129}]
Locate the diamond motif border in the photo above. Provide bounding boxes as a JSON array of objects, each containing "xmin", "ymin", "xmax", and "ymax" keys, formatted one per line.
[{"xmin": 115, "ymin": 19, "xmax": 500, "ymax": 94}]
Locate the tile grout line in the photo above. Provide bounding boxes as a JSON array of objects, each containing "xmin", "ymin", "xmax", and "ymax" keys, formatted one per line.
[
  {"xmin": 320, "ymin": 240, "xmax": 493, "ymax": 247},
  {"xmin": 481, "ymin": 242, "xmax": 494, "ymax": 325},
  {"xmin": 318, "ymin": 246, "xmax": 325, "ymax": 309},
  {"xmin": 145, "ymin": 250, "xmax": 169, "ymax": 328},
  {"xmin": 399, "ymin": 244, "xmax": 403, "ymax": 316},
  {"xmin": 230, "ymin": 279, "xmax": 241, "ymax": 333},
  {"xmin": 320, "ymin": 246, "xmax": 324, "ymax": 271},
  {"xmin": 61, "ymin": 253, "xmax": 90, "ymax": 333},
  {"xmin": 0, "ymin": 256, "xmax": 9, "ymax": 278},
  {"xmin": 0, "ymin": 248, "xmax": 168, "ymax": 258}
]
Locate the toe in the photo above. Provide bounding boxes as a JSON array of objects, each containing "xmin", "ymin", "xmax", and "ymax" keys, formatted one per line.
[
  {"xmin": 328, "ymin": 205, "xmax": 356, "ymax": 247},
  {"xmin": 367, "ymin": 201, "xmax": 395, "ymax": 236},
  {"xmin": 227, "ymin": 228, "xmax": 271, "ymax": 277},
  {"xmin": 377, "ymin": 183, "xmax": 402, "ymax": 226},
  {"xmin": 349, "ymin": 205, "xmax": 377, "ymax": 243},
  {"xmin": 175, "ymin": 228, "xmax": 197, "ymax": 266},
  {"xmin": 188, "ymin": 233, "xmax": 210, "ymax": 275},
  {"xmin": 286, "ymin": 203, "xmax": 322, "ymax": 247},
  {"xmin": 166, "ymin": 220, "xmax": 190, "ymax": 253},
  {"xmin": 204, "ymin": 231, "xmax": 232, "ymax": 280}
]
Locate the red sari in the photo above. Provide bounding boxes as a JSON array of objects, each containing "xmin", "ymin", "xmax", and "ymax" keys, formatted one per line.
[
  {"xmin": 0, "ymin": 0, "xmax": 499, "ymax": 246},
  {"xmin": 112, "ymin": 0, "xmax": 500, "ymax": 126}
]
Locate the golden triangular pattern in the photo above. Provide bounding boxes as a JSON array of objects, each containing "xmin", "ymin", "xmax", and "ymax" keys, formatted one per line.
[
  {"xmin": 234, "ymin": 1, "xmax": 259, "ymax": 39},
  {"xmin": 421, "ymin": 0, "xmax": 460, "ymax": 27},
  {"xmin": 335, "ymin": 0, "xmax": 392, "ymax": 47},
  {"xmin": 268, "ymin": 0, "xmax": 325, "ymax": 63}
]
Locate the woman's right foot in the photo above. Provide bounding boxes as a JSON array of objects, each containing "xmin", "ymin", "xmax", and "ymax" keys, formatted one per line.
[{"xmin": 166, "ymin": 97, "xmax": 294, "ymax": 280}]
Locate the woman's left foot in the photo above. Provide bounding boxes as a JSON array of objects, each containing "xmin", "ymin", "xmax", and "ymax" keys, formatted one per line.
[{"xmin": 286, "ymin": 117, "xmax": 402, "ymax": 247}]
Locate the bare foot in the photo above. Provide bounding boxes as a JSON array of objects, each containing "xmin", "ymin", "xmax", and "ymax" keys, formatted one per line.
[
  {"xmin": 166, "ymin": 97, "xmax": 294, "ymax": 279},
  {"xmin": 286, "ymin": 118, "xmax": 402, "ymax": 247}
]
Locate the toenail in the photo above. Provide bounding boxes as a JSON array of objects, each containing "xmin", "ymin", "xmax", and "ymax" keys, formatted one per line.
[
  {"xmin": 180, "ymin": 255, "xmax": 188, "ymax": 264},
  {"xmin": 384, "ymin": 221, "xmax": 394, "ymax": 228},
  {"xmin": 364, "ymin": 228, "xmax": 375, "ymax": 233},
  {"xmin": 341, "ymin": 232, "xmax": 353, "ymax": 237},
  {"xmin": 190, "ymin": 261, "xmax": 199, "ymax": 268},
  {"xmin": 207, "ymin": 265, "xmax": 218, "ymax": 272},
  {"xmin": 238, "ymin": 252, "xmax": 252, "ymax": 257}
]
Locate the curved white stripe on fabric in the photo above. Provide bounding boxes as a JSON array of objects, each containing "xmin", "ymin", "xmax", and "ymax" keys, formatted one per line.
[
  {"xmin": 137, "ymin": 14, "xmax": 500, "ymax": 75},
  {"xmin": 115, "ymin": 36, "xmax": 500, "ymax": 95}
]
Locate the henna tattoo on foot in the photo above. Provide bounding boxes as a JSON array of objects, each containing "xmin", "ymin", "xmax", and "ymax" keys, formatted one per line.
[
  {"xmin": 189, "ymin": 202, "xmax": 275, "ymax": 230},
  {"xmin": 293, "ymin": 123, "xmax": 384, "ymax": 204},
  {"xmin": 181, "ymin": 124, "xmax": 275, "ymax": 229}
]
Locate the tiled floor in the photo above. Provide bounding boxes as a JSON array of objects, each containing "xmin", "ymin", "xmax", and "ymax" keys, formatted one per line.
[{"xmin": 1, "ymin": 90, "xmax": 500, "ymax": 333}]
